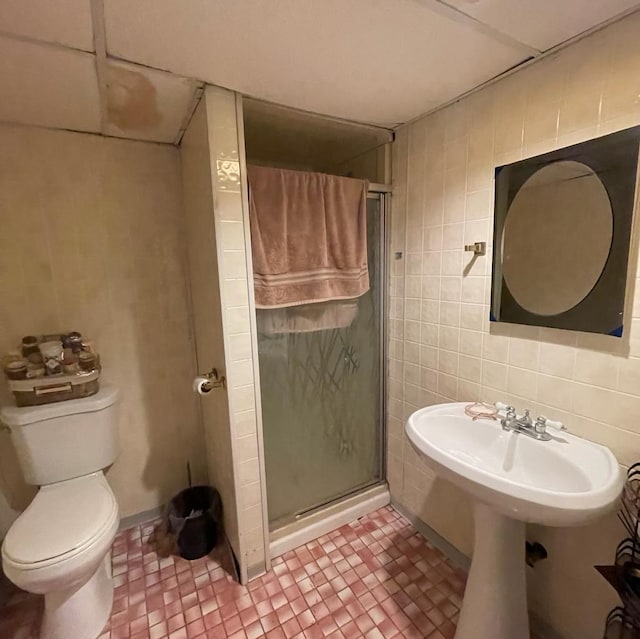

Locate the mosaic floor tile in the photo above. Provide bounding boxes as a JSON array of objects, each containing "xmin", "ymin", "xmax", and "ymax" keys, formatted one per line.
[{"xmin": 0, "ymin": 506, "xmax": 537, "ymax": 638}]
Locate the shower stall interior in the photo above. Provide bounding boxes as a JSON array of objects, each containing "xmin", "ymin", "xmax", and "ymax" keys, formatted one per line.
[
  {"xmin": 242, "ymin": 99, "xmax": 393, "ymax": 536},
  {"xmin": 258, "ymin": 192, "xmax": 386, "ymax": 528}
]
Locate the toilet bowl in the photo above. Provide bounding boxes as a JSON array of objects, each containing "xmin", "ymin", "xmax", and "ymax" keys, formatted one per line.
[
  {"xmin": 2, "ymin": 472, "xmax": 119, "ymax": 639},
  {"xmin": 0, "ymin": 384, "xmax": 121, "ymax": 639}
]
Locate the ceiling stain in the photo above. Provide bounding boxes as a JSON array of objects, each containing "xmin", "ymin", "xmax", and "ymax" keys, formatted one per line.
[{"xmin": 106, "ymin": 64, "xmax": 162, "ymax": 131}]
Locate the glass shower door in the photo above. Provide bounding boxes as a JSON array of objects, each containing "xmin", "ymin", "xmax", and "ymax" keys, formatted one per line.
[{"xmin": 257, "ymin": 195, "xmax": 384, "ymax": 528}]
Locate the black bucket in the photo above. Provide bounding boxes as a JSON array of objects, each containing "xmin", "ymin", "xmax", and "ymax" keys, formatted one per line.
[{"xmin": 167, "ymin": 486, "xmax": 222, "ymax": 560}]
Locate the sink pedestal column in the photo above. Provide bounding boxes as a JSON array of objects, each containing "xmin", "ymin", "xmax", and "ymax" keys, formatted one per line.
[{"xmin": 455, "ymin": 503, "xmax": 529, "ymax": 639}]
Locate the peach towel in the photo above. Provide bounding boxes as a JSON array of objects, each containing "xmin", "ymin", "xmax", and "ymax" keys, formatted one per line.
[{"xmin": 248, "ymin": 165, "xmax": 369, "ymax": 308}]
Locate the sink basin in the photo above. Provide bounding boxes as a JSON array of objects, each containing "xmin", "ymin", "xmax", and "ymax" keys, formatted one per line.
[
  {"xmin": 406, "ymin": 402, "xmax": 623, "ymax": 527},
  {"xmin": 406, "ymin": 402, "xmax": 624, "ymax": 639}
]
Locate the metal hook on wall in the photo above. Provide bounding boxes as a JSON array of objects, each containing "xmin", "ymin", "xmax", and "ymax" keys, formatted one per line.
[{"xmin": 464, "ymin": 241, "xmax": 486, "ymax": 256}]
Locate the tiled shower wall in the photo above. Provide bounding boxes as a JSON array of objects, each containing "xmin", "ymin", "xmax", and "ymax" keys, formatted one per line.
[
  {"xmin": 202, "ymin": 86, "xmax": 268, "ymax": 581},
  {"xmin": 181, "ymin": 99, "xmax": 241, "ymax": 567},
  {"xmin": 389, "ymin": 13, "xmax": 640, "ymax": 639}
]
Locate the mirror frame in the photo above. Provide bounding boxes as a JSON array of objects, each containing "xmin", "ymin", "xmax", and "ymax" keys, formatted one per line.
[{"xmin": 491, "ymin": 126, "xmax": 640, "ymax": 337}]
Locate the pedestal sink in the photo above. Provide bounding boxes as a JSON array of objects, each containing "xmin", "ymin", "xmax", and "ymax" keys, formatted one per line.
[{"xmin": 406, "ymin": 402, "xmax": 624, "ymax": 639}]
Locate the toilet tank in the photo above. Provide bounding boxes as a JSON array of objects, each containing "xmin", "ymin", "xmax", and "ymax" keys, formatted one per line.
[{"xmin": 0, "ymin": 385, "xmax": 120, "ymax": 486}]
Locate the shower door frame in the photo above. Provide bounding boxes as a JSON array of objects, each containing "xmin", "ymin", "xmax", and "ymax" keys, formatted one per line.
[
  {"xmin": 259, "ymin": 184, "xmax": 391, "ymax": 531},
  {"xmin": 371, "ymin": 185, "xmax": 390, "ymax": 499},
  {"xmin": 235, "ymin": 91, "xmax": 392, "ymax": 576}
]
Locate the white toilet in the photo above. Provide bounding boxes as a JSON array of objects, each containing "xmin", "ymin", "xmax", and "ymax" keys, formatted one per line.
[{"xmin": 1, "ymin": 385, "xmax": 120, "ymax": 639}]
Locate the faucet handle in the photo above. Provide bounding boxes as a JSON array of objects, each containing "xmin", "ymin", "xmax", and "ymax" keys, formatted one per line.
[
  {"xmin": 534, "ymin": 416, "xmax": 547, "ymax": 434},
  {"xmin": 545, "ymin": 417, "xmax": 566, "ymax": 432},
  {"xmin": 535, "ymin": 416, "xmax": 567, "ymax": 435},
  {"xmin": 495, "ymin": 401, "xmax": 515, "ymax": 413},
  {"xmin": 496, "ymin": 402, "xmax": 515, "ymax": 432}
]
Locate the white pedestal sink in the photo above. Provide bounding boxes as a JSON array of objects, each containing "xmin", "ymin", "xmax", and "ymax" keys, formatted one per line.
[{"xmin": 406, "ymin": 403, "xmax": 624, "ymax": 639}]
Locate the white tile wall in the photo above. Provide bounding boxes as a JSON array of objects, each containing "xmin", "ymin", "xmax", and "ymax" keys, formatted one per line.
[
  {"xmin": 181, "ymin": 99, "xmax": 242, "ymax": 565},
  {"xmin": 389, "ymin": 13, "xmax": 640, "ymax": 639},
  {"xmin": 204, "ymin": 86, "xmax": 268, "ymax": 581}
]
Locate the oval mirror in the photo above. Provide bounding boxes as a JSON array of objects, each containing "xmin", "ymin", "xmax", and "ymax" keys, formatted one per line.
[{"xmin": 502, "ymin": 160, "xmax": 613, "ymax": 317}]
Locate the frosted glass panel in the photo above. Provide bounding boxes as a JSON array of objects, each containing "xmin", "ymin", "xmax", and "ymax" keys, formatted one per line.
[{"xmin": 258, "ymin": 197, "xmax": 383, "ymax": 527}]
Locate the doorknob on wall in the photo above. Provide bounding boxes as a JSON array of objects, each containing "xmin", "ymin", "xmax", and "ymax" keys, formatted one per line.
[{"xmin": 193, "ymin": 368, "xmax": 226, "ymax": 395}]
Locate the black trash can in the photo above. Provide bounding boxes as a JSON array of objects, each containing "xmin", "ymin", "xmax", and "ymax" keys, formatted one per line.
[{"xmin": 167, "ymin": 486, "xmax": 222, "ymax": 560}]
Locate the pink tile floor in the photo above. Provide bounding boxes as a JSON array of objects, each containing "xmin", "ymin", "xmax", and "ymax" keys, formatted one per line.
[{"xmin": 0, "ymin": 506, "xmax": 528, "ymax": 639}]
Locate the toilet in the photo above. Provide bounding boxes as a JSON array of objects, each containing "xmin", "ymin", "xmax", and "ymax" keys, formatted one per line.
[{"xmin": 1, "ymin": 385, "xmax": 120, "ymax": 639}]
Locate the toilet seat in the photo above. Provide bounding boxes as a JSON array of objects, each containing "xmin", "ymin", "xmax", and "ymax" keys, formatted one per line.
[{"xmin": 2, "ymin": 473, "xmax": 118, "ymax": 570}]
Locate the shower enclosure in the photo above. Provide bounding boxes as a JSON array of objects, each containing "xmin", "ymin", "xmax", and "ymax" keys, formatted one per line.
[
  {"xmin": 256, "ymin": 192, "xmax": 387, "ymax": 529},
  {"xmin": 179, "ymin": 89, "xmax": 391, "ymax": 579}
]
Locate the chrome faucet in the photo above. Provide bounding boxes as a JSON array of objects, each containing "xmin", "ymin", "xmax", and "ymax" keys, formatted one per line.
[{"xmin": 496, "ymin": 403, "xmax": 567, "ymax": 441}]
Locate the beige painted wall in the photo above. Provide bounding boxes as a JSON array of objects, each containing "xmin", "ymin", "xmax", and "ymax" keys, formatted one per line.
[
  {"xmin": 0, "ymin": 124, "xmax": 208, "ymax": 531},
  {"xmin": 389, "ymin": 14, "xmax": 640, "ymax": 639},
  {"xmin": 332, "ymin": 144, "xmax": 390, "ymax": 183}
]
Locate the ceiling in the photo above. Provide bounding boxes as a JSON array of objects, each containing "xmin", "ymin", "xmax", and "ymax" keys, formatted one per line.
[
  {"xmin": 0, "ymin": 0, "xmax": 638, "ymax": 142},
  {"xmin": 0, "ymin": 0, "xmax": 203, "ymax": 143}
]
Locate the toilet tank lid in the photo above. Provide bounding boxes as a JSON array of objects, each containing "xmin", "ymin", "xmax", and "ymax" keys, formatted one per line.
[{"xmin": 0, "ymin": 384, "xmax": 120, "ymax": 427}]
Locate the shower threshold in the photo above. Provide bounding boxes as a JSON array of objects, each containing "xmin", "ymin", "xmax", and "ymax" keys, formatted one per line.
[{"xmin": 269, "ymin": 482, "xmax": 390, "ymax": 559}]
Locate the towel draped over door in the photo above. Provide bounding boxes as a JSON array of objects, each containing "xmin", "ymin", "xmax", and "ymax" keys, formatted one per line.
[{"xmin": 247, "ymin": 165, "xmax": 369, "ymax": 309}]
